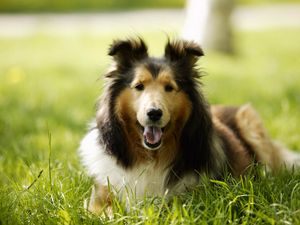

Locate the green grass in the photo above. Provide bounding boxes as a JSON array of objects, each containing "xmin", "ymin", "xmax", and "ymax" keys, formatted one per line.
[
  {"xmin": 0, "ymin": 0, "xmax": 299, "ymax": 13},
  {"xmin": 0, "ymin": 0, "xmax": 184, "ymax": 13},
  {"xmin": 0, "ymin": 29, "xmax": 300, "ymax": 224}
]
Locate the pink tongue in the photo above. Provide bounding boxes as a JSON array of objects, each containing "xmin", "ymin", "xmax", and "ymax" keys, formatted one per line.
[{"xmin": 143, "ymin": 126, "xmax": 162, "ymax": 144}]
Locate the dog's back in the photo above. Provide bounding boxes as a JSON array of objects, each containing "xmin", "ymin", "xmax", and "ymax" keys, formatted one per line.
[{"xmin": 212, "ymin": 104, "xmax": 300, "ymax": 173}]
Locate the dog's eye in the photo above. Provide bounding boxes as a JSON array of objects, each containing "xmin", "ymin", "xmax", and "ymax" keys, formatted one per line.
[
  {"xmin": 165, "ymin": 84, "xmax": 174, "ymax": 92},
  {"xmin": 135, "ymin": 83, "xmax": 144, "ymax": 91}
]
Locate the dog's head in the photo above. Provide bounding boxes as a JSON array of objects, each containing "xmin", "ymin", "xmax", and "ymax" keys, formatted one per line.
[{"xmin": 97, "ymin": 38, "xmax": 214, "ymax": 176}]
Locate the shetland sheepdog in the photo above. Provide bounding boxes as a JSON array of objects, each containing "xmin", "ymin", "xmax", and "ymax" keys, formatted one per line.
[{"xmin": 79, "ymin": 37, "xmax": 300, "ymax": 214}]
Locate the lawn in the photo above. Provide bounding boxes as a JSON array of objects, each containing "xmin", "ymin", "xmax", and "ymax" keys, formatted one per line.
[
  {"xmin": 0, "ymin": 29, "xmax": 300, "ymax": 224},
  {"xmin": 1, "ymin": 0, "xmax": 299, "ymax": 12}
]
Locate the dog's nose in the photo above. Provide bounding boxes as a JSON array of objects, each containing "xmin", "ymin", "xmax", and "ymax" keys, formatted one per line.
[{"xmin": 147, "ymin": 108, "xmax": 163, "ymax": 122}]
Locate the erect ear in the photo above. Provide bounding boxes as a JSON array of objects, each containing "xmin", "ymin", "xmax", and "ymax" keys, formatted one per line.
[
  {"xmin": 108, "ymin": 37, "xmax": 148, "ymax": 69},
  {"xmin": 164, "ymin": 39, "xmax": 204, "ymax": 66}
]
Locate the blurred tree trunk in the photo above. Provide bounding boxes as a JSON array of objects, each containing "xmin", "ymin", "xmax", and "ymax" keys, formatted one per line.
[
  {"xmin": 182, "ymin": 0, "xmax": 235, "ymax": 54},
  {"xmin": 205, "ymin": 0, "xmax": 234, "ymax": 53},
  {"xmin": 182, "ymin": 0, "xmax": 210, "ymax": 45}
]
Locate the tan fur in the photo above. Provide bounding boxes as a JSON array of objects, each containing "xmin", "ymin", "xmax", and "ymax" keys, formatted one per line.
[
  {"xmin": 235, "ymin": 104, "xmax": 285, "ymax": 171},
  {"xmin": 213, "ymin": 117, "xmax": 252, "ymax": 176},
  {"xmin": 114, "ymin": 65, "xmax": 192, "ymax": 167},
  {"xmin": 212, "ymin": 104, "xmax": 300, "ymax": 172},
  {"xmin": 157, "ymin": 90, "xmax": 191, "ymax": 167},
  {"xmin": 131, "ymin": 66, "xmax": 153, "ymax": 88},
  {"xmin": 88, "ymin": 184, "xmax": 113, "ymax": 217},
  {"xmin": 156, "ymin": 68, "xmax": 179, "ymax": 91},
  {"xmin": 115, "ymin": 89, "xmax": 150, "ymax": 163}
]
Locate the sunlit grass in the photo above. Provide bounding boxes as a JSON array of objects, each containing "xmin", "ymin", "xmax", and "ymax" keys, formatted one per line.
[{"xmin": 0, "ymin": 29, "xmax": 300, "ymax": 224}]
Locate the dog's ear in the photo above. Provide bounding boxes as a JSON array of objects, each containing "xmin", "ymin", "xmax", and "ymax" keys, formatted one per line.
[
  {"xmin": 164, "ymin": 40, "xmax": 204, "ymax": 66},
  {"xmin": 108, "ymin": 38, "xmax": 148, "ymax": 69}
]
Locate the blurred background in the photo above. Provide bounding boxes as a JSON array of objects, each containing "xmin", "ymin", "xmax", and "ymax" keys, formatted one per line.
[{"xmin": 0, "ymin": 0, "xmax": 300, "ymax": 222}]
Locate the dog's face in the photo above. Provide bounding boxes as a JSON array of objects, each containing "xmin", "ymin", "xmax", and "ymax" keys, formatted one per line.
[
  {"xmin": 113, "ymin": 61, "xmax": 192, "ymax": 151},
  {"xmin": 98, "ymin": 38, "xmax": 211, "ymax": 162},
  {"xmin": 129, "ymin": 64, "xmax": 191, "ymax": 150}
]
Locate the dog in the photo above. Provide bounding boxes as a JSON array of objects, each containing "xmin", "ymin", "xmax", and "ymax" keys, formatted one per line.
[{"xmin": 79, "ymin": 37, "xmax": 300, "ymax": 214}]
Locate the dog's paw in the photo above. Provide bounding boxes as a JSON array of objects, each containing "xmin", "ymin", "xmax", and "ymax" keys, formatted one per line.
[{"xmin": 85, "ymin": 184, "xmax": 114, "ymax": 219}]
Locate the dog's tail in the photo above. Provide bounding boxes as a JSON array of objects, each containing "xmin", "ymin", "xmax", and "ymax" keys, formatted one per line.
[{"xmin": 235, "ymin": 104, "xmax": 300, "ymax": 171}]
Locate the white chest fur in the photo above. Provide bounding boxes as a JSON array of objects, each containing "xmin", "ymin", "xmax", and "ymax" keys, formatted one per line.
[{"xmin": 79, "ymin": 128, "xmax": 181, "ymax": 198}]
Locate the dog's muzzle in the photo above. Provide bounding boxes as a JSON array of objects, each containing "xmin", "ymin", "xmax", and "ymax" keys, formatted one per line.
[
  {"xmin": 135, "ymin": 108, "xmax": 164, "ymax": 150},
  {"xmin": 140, "ymin": 108, "xmax": 163, "ymax": 150}
]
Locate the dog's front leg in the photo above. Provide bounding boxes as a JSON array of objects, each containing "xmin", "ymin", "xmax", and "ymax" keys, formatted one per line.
[{"xmin": 87, "ymin": 183, "xmax": 113, "ymax": 217}]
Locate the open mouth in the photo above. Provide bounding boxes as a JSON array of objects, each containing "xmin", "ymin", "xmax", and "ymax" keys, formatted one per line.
[
  {"xmin": 143, "ymin": 126, "xmax": 162, "ymax": 149},
  {"xmin": 138, "ymin": 123, "xmax": 165, "ymax": 150}
]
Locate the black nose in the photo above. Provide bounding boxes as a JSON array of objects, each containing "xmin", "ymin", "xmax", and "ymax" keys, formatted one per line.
[{"xmin": 147, "ymin": 108, "xmax": 163, "ymax": 122}]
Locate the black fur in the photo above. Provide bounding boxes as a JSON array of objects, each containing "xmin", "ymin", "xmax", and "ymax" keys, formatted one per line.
[
  {"xmin": 97, "ymin": 38, "xmax": 149, "ymax": 167},
  {"xmin": 108, "ymin": 37, "xmax": 148, "ymax": 73},
  {"xmin": 164, "ymin": 40, "xmax": 214, "ymax": 185},
  {"xmin": 145, "ymin": 58, "xmax": 163, "ymax": 78},
  {"xmin": 164, "ymin": 39, "xmax": 204, "ymax": 67},
  {"xmin": 97, "ymin": 77, "xmax": 133, "ymax": 167},
  {"xmin": 97, "ymin": 38, "xmax": 215, "ymax": 181}
]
